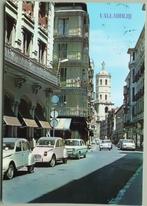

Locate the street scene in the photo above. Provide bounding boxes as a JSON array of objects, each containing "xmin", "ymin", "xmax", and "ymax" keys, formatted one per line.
[{"xmin": 2, "ymin": 1, "xmax": 145, "ymax": 205}]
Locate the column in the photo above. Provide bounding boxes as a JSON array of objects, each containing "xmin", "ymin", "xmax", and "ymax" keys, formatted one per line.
[
  {"xmin": 32, "ymin": 1, "xmax": 39, "ymax": 60},
  {"xmin": 15, "ymin": 1, "xmax": 23, "ymax": 50}
]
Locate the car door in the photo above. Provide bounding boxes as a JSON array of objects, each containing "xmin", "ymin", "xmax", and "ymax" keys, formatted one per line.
[
  {"xmin": 54, "ymin": 139, "xmax": 62, "ymax": 159},
  {"xmin": 13, "ymin": 140, "xmax": 23, "ymax": 168},
  {"xmin": 80, "ymin": 140, "xmax": 86, "ymax": 154},
  {"xmin": 22, "ymin": 140, "xmax": 30, "ymax": 166}
]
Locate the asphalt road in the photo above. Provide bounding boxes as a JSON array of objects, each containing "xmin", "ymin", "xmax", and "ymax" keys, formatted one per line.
[
  {"xmin": 3, "ymin": 146, "xmax": 143, "ymax": 204},
  {"xmin": 30, "ymin": 151, "xmax": 143, "ymax": 204}
]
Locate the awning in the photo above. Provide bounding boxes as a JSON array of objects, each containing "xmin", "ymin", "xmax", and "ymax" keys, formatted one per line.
[
  {"xmin": 23, "ymin": 118, "xmax": 38, "ymax": 128},
  {"xmin": 55, "ymin": 118, "xmax": 71, "ymax": 130},
  {"xmin": 3, "ymin": 115, "xmax": 22, "ymax": 126},
  {"xmin": 38, "ymin": 120, "xmax": 51, "ymax": 129}
]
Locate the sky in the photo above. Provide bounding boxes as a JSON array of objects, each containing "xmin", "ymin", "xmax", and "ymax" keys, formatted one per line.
[{"xmin": 87, "ymin": 2, "xmax": 145, "ymax": 107}]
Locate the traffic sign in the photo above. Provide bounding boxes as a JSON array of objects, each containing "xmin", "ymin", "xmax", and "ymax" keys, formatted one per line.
[
  {"xmin": 51, "ymin": 95, "xmax": 59, "ymax": 104},
  {"xmin": 50, "ymin": 118, "xmax": 58, "ymax": 128},
  {"xmin": 50, "ymin": 110, "xmax": 58, "ymax": 118}
]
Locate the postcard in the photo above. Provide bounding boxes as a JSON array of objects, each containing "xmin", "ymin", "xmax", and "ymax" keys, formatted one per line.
[{"xmin": 1, "ymin": 0, "xmax": 146, "ymax": 206}]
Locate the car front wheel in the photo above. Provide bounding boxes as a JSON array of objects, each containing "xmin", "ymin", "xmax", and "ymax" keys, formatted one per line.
[
  {"xmin": 5, "ymin": 163, "xmax": 15, "ymax": 180},
  {"xmin": 49, "ymin": 155, "xmax": 56, "ymax": 167}
]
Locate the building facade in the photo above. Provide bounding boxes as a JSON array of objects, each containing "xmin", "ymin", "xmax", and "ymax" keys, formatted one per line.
[
  {"xmin": 4, "ymin": 1, "xmax": 58, "ymax": 140},
  {"xmin": 123, "ymin": 26, "xmax": 145, "ymax": 148},
  {"xmin": 112, "ymin": 105, "xmax": 124, "ymax": 144},
  {"xmin": 53, "ymin": 3, "xmax": 90, "ymax": 141}
]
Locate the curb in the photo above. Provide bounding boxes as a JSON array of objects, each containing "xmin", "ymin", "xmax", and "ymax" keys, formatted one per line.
[{"xmin": 109, "ymin": 165, "xmax": 143, "ymax": 205}]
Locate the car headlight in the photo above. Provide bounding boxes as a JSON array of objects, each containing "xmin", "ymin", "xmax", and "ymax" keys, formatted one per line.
[{"xmin": 44, "ymin": 151, "xmax": 48, "ymax": 156}]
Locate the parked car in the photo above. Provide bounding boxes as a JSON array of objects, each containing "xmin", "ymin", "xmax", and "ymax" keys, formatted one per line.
[
  {"xmin": 65, "ymin": 139, "xmax": 88, "ymax": 159},
  {"xmin": 117, "ymin": 139, "xmax": 124, "ymax": 149},
  {"xmin": 32, "ymin": 137, "xmax": 68, "ymax": 167},
  {"xmin": 3, "ymin": 138, "xmax": 35, "ymax": 180},
  {"xmin": 120, "ymin": 139, "xmax": 136, "ymax": 150},
  {"xmin": 99, "ymin": 139, "xmax": 112, "ymax": 151}
]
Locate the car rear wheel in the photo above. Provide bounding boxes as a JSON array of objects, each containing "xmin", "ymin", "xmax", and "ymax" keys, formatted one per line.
[
  {"xmin": 62, "ymin": 158, "xmax": 67, "ymax": 164},
  {"xmin": 49, "ymin": 155, "xmax": 56, "ymax": 167},
  {"xmin": 27, "ymin": 165, "xmax": 34, "ymax": 173},
  {"xmin": 5, "ymin": 163, "xmax": 16, "ymax": 180}
]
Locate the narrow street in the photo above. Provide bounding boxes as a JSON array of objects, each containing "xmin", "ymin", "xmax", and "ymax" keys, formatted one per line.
[{"xmin": 3, "ymin": 146, "xmax": 143, "ymax": 204}]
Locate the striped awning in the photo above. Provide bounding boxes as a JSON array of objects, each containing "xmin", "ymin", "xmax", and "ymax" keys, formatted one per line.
[
  {"xmin": 38, "ymin": 120, "xmax": 51, "ymax": 129},
  {"xmin": 23, "ymin": 118, "xmax": 38, "ymax": 128},
  {"xmin": 3, "ymin": 115, "xmax": 22, "ymax": 126}
]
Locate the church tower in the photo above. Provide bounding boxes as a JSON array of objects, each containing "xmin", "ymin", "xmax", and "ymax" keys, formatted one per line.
[{"xmin": 95, "ymin": 62, "xmax": 114, "ymax": 138}]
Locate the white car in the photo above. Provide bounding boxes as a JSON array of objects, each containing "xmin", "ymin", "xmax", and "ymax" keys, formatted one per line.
[
  {"xmin": 65, "ymin": 139, "xmax": 88, "ymax": 159},
  {"xmin": 32, "ymin": 137, "xmax": 68, "ymax": 167},
  {"xmin": 3, "ymin": 138, "xmax": 35, "ymax": 180},
  {"xmin": 99, "ymin": 139, "xmax": 112, "ymax": 151},
  {"xmin": 120, "ymin": 139, "xmax": 136, "ymax": 150}
]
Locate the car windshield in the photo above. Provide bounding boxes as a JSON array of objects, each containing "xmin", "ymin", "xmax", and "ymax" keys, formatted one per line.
[
  {"xmin": 123, "ymin": 139, "xmax": 134, "ymax": 143},
  {"xmin": 101, "ymin": 140, "xmax": 111, "ymax": 143},
  {"xmin": 3, "ymin": 142, "xmax": 15, "ymax": 150},
  {"xmin": 65, "ymin": 140, "xmax": 80, "ymax": 146},
  {"xmin": 37, "ymin": 139, "xmax": 55, "ymax": 146}
]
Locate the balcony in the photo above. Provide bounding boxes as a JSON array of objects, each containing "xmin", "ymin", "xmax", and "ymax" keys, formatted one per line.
[
  {"xmin": 5, "ymin": 44, "xmax": 58, "ymax": 86},
  {"xmin": 58, "ymin": 106, "xmax": 88, "ymax": 117}
]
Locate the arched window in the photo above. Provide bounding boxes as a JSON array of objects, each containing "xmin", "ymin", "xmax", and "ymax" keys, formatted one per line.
[
  {"xmin": 105, "ymin": 106, "xmax": 108, "ymax": 113},
  {"xmin": 105, "ymin": 79, "xmax": 107, "ymax": 85}
]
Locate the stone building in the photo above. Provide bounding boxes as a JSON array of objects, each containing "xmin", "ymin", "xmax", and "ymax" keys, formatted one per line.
[
  {"xmin": 3, "ymin": 1, "xmax": 58, "ymax": 140},
  {"xmin": 95, "ymin": 62, "xmax": 114, "ymax": 138},
  {"xmin": 123, "ymin": 26, "xmax": 145, "ymax": 148},
  {"xmin": 53, "ymin": 3, "xmax": 90, "ymax": 141}
]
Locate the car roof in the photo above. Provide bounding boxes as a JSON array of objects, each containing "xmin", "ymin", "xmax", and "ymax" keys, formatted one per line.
[
  {"xmin": 65, "ymin": 139, "xmax": 82, "ymax": 141},
  {"xmin": 38, "ymin": 137, "xmax": 62, "ymax": 140}
]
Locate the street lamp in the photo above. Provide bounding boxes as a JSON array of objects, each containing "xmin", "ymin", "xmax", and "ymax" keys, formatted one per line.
[{"xmin": 57, "ymin": 58, "xmax": 69, "ymax": 77}]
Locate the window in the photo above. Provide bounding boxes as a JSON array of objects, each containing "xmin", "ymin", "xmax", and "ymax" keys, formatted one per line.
[
  {"xmin": 105, "ymin": 94, "xmax": 107, "ymax": 100},
  {"xmin": 39, "ymin": 41, "xmax": 47, "ymax": 65},
  {"xmin": 56, "ymin": 140, "xmax": 60, "ymax": 147},
  {"xmin": 23, "ymin": 29, "xmax": 32, "ymax": 56},
  {"xmin": 100, "ymin": 94, "xmax": 102, "ymax": 100},
  {"xmin": 16, "ymin": 141, "xmax": 22, "ymax": 152},
  {"xmin": 105, "ymin": 79, "xmax": 107, "ymax": 85},
  {"xmin": 58, "ymin": 18, "xmax": 68, "ymax": 35},
  {"xmin": 100, "ymin": 79, "xmax": 102, "ymax": 85},
  {"xmin": 60, "ymin": 68, "xmax": 67, "ymax": 82},
  {"xmin": 133, "ymin": 52, "xmax": 135, "ymax": 61},
  {"xmin": 5, "ymin": 15, "xmax": 15, "ymax": 45},
  {"xmin": 105, "ymin": 107, "xmax": 108, "ymax": 113},
  {"xmin": 22, "ymin": 141, "xmax": 30, "ymax": 151},
  {"xmin": 58, "ymin": 44, "xmax": 67, "ymax": 59},
  {"xmin": 61, "ymin": 95, "xmax": 66, "ymax": 104}
]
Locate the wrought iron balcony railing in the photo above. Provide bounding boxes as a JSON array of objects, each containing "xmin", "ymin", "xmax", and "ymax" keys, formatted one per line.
[{"xmin": 5, "ymin": 44, "xmax": 58, "ymax": 86}]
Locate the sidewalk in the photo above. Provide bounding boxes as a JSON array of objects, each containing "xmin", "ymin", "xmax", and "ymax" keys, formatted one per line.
[{"xmin": 109, "ymin": 166, "xmax": 143, "ymax": 205}]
